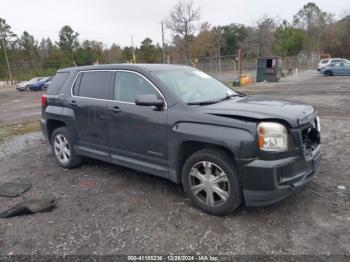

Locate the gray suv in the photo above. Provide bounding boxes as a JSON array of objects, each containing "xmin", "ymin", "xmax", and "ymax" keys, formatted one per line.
[{"xmin": 41, "ymin": 64, "xmax": 321, "ymax": 215}]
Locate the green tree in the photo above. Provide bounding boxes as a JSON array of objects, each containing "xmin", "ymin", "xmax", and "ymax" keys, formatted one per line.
[
  {"xmin": 293, "ymin": 2, "xmax": 325, "ymax": 30},
  {"xmin": 0, "ymin": 18, "xmax": 16, "ymax": 46},
  {"xmin": 213, "ymin": 23, "xmax": 249, "ymax": 56},
  {"xmin": 122, "ymin": 46, "xmax": 134, "ymax": 62},
  {"xmin": 0, "ymin": 18, "xmax": 17, "ymax": 79},
  {"xmin": 272, "ymin": 21, "xmax": 305, "ymax": 57},
  {"xmin": 293, "ymin": 2, "xmax": 333, "ymax": 52},
  {"xmin": 138, "ymin": 38, "xmax": 162, "ymax": 63},
  {"xmin": 43, "ymin": 47, "xmax": 72, "ymax": 69},
  {"xmin": 20, "ymin": 31, "xmax": 38, "ymax": 68},
  {"xmin": 74, "ymin": 40, "xmax": 105, "ymax": 65},
  {"xmin": 57, "ymin": 25, "xmax": 79, "ymax": 56},
  {"xmin": 38, "ymin": 38, "xmax": 53, "ymax": 62},
  {"xmin": 104, "ymin": 43, "xmax": 123, "ymax": 63}
]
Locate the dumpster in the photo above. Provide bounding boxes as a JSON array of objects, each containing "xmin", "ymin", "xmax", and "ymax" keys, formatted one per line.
[{"xmin": 256, "ymin": 57, "xmax": 282, "ymax": 82}]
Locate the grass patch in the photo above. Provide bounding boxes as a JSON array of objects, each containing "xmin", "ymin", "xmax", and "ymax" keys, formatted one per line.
[{"xmin": 0, "ymin": 120, "xmax": 40, "ymax": 144}]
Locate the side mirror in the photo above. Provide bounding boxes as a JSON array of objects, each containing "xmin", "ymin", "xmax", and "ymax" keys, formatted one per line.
[{"xmin": 135, "ymin": 94, "xmax": 164, "ymax": 108}]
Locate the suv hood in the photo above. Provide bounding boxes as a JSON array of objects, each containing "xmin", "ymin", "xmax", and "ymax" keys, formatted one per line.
[{"xmin": 198, "ymin": 96, "xmax": 316, "ymax": 127}]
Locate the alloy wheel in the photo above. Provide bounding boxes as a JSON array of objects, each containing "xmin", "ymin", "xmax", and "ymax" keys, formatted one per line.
[
  {"xmin": 53, "ymin": 134, "xmax": 71, "ymax": 164},
  {"xmin": 189, "ymin": 161, "xmax": 230, "ymax": 207}
]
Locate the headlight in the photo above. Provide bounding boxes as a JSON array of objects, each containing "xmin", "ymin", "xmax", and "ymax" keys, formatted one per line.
[{"xmin": 257, "ymin": 122, "xmax": 288, "ymax": 151}]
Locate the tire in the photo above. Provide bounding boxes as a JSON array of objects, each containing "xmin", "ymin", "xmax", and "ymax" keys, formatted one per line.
[
  {"xmin": 182, "ymin": 149, "xmax": 242, "ymax": 216},
  {"xmin": 325, "ymin": 70, "xmax": 333, "ymax": 76},
  {"xmin": 51, "ymin": 127, "xmax": 82, "ymax": 169}
]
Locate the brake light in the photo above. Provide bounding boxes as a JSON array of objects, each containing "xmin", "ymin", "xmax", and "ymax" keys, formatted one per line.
[{"xmin": 41, "ymin": 94, "xmax": 47, "ymax": 108}]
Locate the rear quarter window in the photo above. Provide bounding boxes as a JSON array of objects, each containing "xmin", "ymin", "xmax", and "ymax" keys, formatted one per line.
[{"xmin": 47, "ymin": 72, "xmax": 70, "ymax": 95}]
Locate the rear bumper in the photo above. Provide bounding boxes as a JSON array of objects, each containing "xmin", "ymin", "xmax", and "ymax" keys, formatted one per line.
[
  {"xmin": 40, "ymin": 118, "xmax": 48, "ymax": 141},
  {"xmin": 238, "ymin": 147, "xmax": 321, "ymax": 206}
]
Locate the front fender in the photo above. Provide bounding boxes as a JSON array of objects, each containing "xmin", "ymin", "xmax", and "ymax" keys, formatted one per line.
[{"xmin": 168, "ymin": 121, "xmax": 257, "ymax": 183}]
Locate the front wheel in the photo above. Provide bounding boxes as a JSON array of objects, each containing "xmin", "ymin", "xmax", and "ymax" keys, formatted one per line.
[{"xmin": 182, "ymin": 149, "xmax": 242, "ymax": 216}]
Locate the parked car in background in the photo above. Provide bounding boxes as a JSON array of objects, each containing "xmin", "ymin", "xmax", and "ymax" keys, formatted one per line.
[
  {"xmin": 28, "ymin": 76, "xmax": 52, "ymax": 91},
  {"xmin": 42, "ymin": 78, "xmax": 52, "ymax": 90},
  {"xmin": 317, "ymin": 58, "xmax": 350, "ymax": 71},
  {"xmin": 41, "ymin": 64, "xmax": 321, "ymax": 215},
  {"xmin": 321, "ymin": 62, "xmax": 350, "ymax": 76},
  {"xmin": 16, "ymin": 77, "xmax": 42, "ymax": 91}
]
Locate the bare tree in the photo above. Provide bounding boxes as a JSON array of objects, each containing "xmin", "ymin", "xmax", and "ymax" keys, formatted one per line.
[
  {"xmin": 165, "ymin": 0, "xmax": 200, "ymax": 63},
  {"xmin": 256, "ymin": 16, "xmax": 277, "ymax": 57}
]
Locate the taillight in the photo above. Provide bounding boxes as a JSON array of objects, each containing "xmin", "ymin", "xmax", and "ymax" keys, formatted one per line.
[{"xmin": 41, "ymin": 94, "xmax": 47, "ymax": 108}]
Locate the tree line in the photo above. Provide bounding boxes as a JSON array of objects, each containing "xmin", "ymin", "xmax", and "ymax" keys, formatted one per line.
[{"xmin": 0, "ymin": 1, "xmax": 349, "ymax": 80}]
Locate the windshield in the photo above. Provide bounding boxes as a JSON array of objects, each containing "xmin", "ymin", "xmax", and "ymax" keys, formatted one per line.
[
  {"xmin": 321, "ymin": 60, "xmax": 329, "ymax": 64},
  {"xmin": 151, "ymin": 69, "xmax": 238, "ymax": 104}
]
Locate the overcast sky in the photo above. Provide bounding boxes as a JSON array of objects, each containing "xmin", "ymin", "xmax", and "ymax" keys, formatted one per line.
[{"xmin": 1, "ymin": 0, "xmax": 349, "ymax": 47}]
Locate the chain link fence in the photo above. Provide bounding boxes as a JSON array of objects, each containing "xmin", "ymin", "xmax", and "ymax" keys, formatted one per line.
[
  {"xmin": 0, "ymin": 53, "xmax": 319, "ymax": 88},
  {"xmin": 170, "ymin": 53, "xmax": 318, "ymax": 84}
]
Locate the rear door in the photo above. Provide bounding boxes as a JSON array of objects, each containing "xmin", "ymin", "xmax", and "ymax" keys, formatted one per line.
[
  {"xmin": 338, "ymin": 63, "xmax": 346, "ymax": 75},
  {"xmin": 105, "ymin": 71, "xmax": 168, "ymax": 177},
  {"xmin": 345, "ymin": 63, "xmax": 350, "ymax": 76},
  {"xmin": 69, "ymin": 71, "xmax": 114, "ymax": 161}
]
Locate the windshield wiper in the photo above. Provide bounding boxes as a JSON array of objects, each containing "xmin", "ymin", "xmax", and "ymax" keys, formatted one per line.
[
  {"xmin": 220, "ymin": 92, "xmax": 246, "ymax": 101},
  {"xmin": 187, "ymin": 92, "xmax": 246, "ymax": 106},
  {"xmin": 187, "ymin": 99, "xmax": 222, "ymax": 105}
]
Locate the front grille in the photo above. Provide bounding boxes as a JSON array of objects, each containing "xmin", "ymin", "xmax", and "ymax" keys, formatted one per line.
[{"xmin": 301, "ymin": 117, "xmax": 320, "ymax": 157}]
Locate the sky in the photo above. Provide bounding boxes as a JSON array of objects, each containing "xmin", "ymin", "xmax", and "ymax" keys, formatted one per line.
[{"xmin": 1, "ymin": 0, "xmax": 349, "ymax": 47}]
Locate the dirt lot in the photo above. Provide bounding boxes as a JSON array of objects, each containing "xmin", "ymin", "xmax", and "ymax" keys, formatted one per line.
[
  {"xmin": 0, "ymin": 71, "xmax": 349, "ymax": 256},
  {"xmin": 0, "ymin": 88, "xmax": 43, "ymax": 126}
]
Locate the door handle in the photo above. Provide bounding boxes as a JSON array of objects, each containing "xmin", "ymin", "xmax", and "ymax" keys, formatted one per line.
[
  {"xmin": 111, "ymin": 106, "xmax": 121, "ymax": 113},
  {"xmin": 68, "ymin": 100, "xmax": 77, "ymax": 106}
]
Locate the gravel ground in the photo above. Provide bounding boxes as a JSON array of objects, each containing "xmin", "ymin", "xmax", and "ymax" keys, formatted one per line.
[
  {"xmin": 0, "ymin": 70, "xmax": 349, "ymax": 256},
  {"xmin": 0, "ymin": 88, "xmax": 43, "ymax": 126}
]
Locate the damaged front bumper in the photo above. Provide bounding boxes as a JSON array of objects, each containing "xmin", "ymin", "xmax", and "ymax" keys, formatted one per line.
[{"xmin": 238, "ymin": 145, "xmax": 321, "ymax": 206}]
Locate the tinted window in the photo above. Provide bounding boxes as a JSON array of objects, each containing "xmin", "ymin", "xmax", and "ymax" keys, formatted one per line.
[
  {"xmin": 78, "ymin": 71, "xmax": 113, "ymax": 99},
  {"xmin": 321, "ymin": 59, "xmax": 329, "ymax": 64},
  {"xmin": 114, "ymin": 71, "xmax": 157, "ymax": 103},
  {"xmin": 72, "ymin": 74, "xmax": 82, "ymax": 96},
  {"xmin": 47, "ymin": 72, "xmax": 69, "ymax": 95}
]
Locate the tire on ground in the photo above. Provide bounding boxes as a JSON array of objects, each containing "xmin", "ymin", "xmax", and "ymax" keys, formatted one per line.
[
  {"xmin": 50, "ymin": 127, "xmax": 82, "ymax": 169},
  {"xmin": 182, "ymin": 149, "xmax": 242, "ymax": 216}
]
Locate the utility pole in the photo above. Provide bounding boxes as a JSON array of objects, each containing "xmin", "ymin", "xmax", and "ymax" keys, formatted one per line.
[
  {"xmin": 0, "ymin": 24, "xmax": 13, "ymax": 83},
  {"xmin": 218, "ymin": 40, "xmax": 221, "ymax": 74},
  {"xmin": 238, "ymin": 48, "xmax": 243, "ymax": 84},
  {"xmin": 131, "ymin": 35, "xmax": 136, "ymax": 63},
  {"xmin": 161, "ymin": 21, "xmax": 166, "ymax": 63}
]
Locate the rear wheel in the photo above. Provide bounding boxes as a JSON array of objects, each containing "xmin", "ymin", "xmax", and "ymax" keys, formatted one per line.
[
  {"xmin": 325, "ymin": 70, "xmax": 333, "ymax": 76},
  {"xmin": 182, "ymin": 149, "xmax": 242, "ymax": 216},
  {"xmin": 51, "ymin": 127, "xmax": 82, "ymax": 169}
]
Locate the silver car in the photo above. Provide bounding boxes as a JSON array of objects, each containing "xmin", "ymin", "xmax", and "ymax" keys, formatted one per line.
[
  {"xmin": 321, "ymin": 62, "xmax": 350, "ymax": 76},
  {"xmin": 317, "ymin": 58, "xmax": 349, "ymax": 71},
  {"xmin": 16, "ymin": 77, "xmax": 42, "ymax": 91}
]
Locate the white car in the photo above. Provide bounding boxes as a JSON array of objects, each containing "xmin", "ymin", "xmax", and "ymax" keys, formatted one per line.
[
  {"xmin": 317, "ymin": 58, "xmax": 350, "ymax": 71},
  {"xmin": 16, "ymin": 77, "xmax": 42, "ymax": 91}
]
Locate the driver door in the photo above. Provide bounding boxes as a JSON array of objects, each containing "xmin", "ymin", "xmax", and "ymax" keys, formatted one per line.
[{"xmin": 105, "ymin": 71, "xmax": 168, "ymax": 177}]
